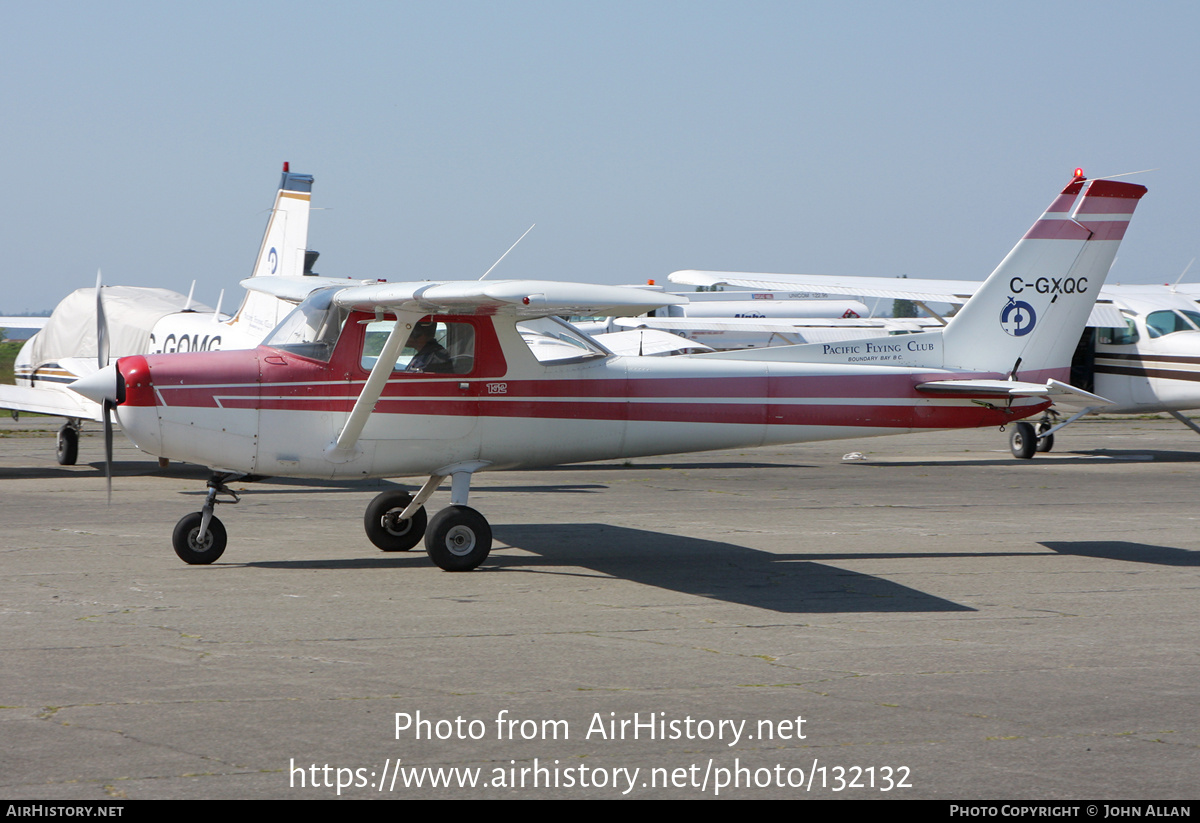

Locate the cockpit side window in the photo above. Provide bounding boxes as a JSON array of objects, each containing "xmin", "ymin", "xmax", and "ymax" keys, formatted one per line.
[
  {"xmin": 1145, "ymin": 310, "xmax": 1193, "ymax": 339},
  {"xmin": 361, "ymin": 318, "xmax": 476, "ymax": 375},
  {"xmin": 263, "ymin": 289, "xmax": 349, "ymax": 362},
  {"xmin": 1096, "ymin": 317, "xmax": 1139, "ymax": 346}
]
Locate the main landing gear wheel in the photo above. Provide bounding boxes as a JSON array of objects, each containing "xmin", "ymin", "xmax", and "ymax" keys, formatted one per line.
[
  {"xmin": 425, "ymin": 505, "xmax": 492, "ymax": 572},
  {"xmin": 172, "ymin": 512, "xmax": 227, "ymax": 565},
  {"xmin": 1010, "ymin": 421, "xmax": 1037, "ymax": 459},
  {"xmin": 1036, "ymin": 421, "xmax": 1055, "ymax": 453},
  {"xmin": 56, "ymin": 425, "xmax": 78, "ymax": 466},
  {"xmin": 364, "ymin": 490, "xmax": 427, "ymax": 552}
]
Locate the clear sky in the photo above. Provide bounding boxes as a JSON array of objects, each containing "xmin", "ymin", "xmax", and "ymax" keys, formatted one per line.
[{"xmin": 2, "ymin": 0, "xmax": 1197, "ymax": 312}]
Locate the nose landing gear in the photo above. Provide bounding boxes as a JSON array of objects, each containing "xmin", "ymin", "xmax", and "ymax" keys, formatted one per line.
[{"xmin": 172, "ymin": 473, "xmax": 242, "ymax": 564}]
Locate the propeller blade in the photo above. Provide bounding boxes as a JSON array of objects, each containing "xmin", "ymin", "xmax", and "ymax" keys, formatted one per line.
[
  {"xmin": 95, "ymin": 269, "xmax": 110, "ymax": 369},
  {"xmin": 103, "ymin": 400, "xmax": 113, "ymax": 505}
]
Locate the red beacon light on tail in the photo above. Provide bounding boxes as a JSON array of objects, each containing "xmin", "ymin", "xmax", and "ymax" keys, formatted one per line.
[{"xmin": 1073, "ymin": 168, "xmax": 1085, "ymax": 182}]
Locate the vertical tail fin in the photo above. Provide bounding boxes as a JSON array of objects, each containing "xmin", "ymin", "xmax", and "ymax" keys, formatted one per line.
[
  {"xmin": 229, "ymin": 163, "xmax": 316, "ymax": 337},
  {"xmin": 942, "ymin": 173, "xmax": 1147, "ymax": 379}
]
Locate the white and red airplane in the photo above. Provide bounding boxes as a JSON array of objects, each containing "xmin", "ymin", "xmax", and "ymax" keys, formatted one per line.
[
  {"xmin": 0, "ymin": 164, "xmax": 319, "ymax": 464},
  {"xmin": 71, "ymin": 173, "xmax": 1146, "ymax": 570}
]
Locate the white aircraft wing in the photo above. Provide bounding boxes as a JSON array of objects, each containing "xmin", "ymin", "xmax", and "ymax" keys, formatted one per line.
[
  {"xmin": 669, "ymin": 269, "xmax": 981, "ymax": 301},
  {"xmin": 668, "ymin": 270, "xmax": 1125, "ymax": 327},
  {"xmin": 594, "ymin": 329, "xmax": 713, "ymax": 356},
  {"xmin": 239, "ymin": 276, "xmax": 385, "ymax": 304},
  {"xmin": 0, "ymin": 384, "xmax": 103, "ymax": 421},
  {"xmin": 0, "ymin": 317, "xmax": 49, "ymax": 331},
  {"xmin": 615, "ymin": 316, "xmax": 942, "ymax": 332},
  {"xmin": 332, "ymin": 280, "xmax": 686, "ymax": 319},
  {"xmin": 614, "ymin": 316, "xmax": 807, "ymax": 334}
]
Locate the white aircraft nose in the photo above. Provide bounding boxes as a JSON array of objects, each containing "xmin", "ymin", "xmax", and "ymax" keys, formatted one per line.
[{"xmin": 70, "ymin": 364, "xmax": 120, "ymax": 405}]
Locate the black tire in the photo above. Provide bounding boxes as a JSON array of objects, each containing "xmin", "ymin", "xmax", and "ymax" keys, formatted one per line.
[
  {"xmin": 1010, "ymin": 422, "xmax": 1037, "ymax": 459},
  {"xmin": 425, "ymin": 506, "xmax": 492, "ymax": 572},
  {"xmin": 56, "ymin": 425, "xmax": 78, "ymax": 466},
  {"xmin": 172, "ymin": 512, "xmax": 227, "ymax": 565},
  {"xmin": 1036, "ymin": 422, "xmax": 1054, "ymax": 453},
  {"xmin": 364, "ymin": 490, "xmax": 427, "ymax": 552}
]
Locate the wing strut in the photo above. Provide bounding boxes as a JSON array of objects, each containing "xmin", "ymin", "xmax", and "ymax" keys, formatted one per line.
[{"xmin": 325, "ymin": 309, "xmax": 424, "ymax": 462}]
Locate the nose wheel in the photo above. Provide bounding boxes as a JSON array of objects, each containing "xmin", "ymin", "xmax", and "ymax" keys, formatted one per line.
[
  {"xmin": 171, "ymin": 472, "xmax": 241, "ymax": 565},
  {"xmin": 172, "ymin": 512, "xmax": 228, "ymax": 564}
]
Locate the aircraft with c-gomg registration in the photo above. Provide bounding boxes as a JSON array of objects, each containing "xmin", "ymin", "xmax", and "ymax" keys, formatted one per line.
[
  {"xmin": 0, "ymin": 164, "xmax": 324, "ymax": 465},
  {"xmin": 70, "ymin": 172, "xmax": 1146, "ymax": 572}
]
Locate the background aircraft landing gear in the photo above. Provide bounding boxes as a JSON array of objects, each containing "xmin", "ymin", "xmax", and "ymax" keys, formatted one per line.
[
  {"xmin": 56, "ymin": 422, "xmax": 79, "ymax": 465},
  {"xmin": 425, "ymin": 505, "xmax": 492, "ymax": 571},
  {"xmin": 1010, "ymin": 421, "xmax": 1037, "ymax": 459},
  {"xmin": 364, "ymin": 490, "xmax": 427, "ymax": 552}
]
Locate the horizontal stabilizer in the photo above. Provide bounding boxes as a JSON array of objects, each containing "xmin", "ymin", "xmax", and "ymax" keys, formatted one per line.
[{"xmin": 915, "ymin": 377, "xmax": 1112, "ymax": 405}]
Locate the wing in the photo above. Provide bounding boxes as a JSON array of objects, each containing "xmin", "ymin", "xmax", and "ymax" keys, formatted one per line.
[
  {"xmin": 0, "ymin": 383, "xmax": 103, "ymax": 421},
  {"xmin": 238, "ymin": 275, "xmax": 386, "ymax": 304},
  {"xmin": 330, "ymin": 280, "xmax": 685, "ymax": 319},
  {"xmin": 593, "ymin": 328, "xmax": 713, "ymax": 356},
  {"xmin": 0, "ymin": 316, "xmax": 49, "ymax": 331},
  {"xmin": 667, "ymin": 270, "xmax": 1125, "ymax": 327}
]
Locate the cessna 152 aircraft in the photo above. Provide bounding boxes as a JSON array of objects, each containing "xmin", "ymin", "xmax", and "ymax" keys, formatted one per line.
[
  {"xmin": 0, "ymin": 164, "xmax": 318, "ymax": 464},
  {"xmin": 70, "ymin": 173, "xmax": 1146, "ymax": 571}
]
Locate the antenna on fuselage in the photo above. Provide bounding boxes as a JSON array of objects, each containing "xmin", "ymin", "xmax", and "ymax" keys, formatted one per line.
[
  {"xmin": 1170, "ymin": 258, "xmax": 1195, "ymax": 292},
  {"xmin": 479, "ymin": 224, "xmax": 535, "ymax": 280}
]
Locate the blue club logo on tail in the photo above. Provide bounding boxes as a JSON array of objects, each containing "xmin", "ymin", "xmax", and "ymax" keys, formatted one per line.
[{"xmin": 1000, "ymin": 296, "xmax": 1036, "ymax": 337}]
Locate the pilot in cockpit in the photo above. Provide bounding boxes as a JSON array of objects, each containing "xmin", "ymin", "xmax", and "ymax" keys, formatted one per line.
[{"xmin": 405, "ymin": 322, "xmax": 454, "ymax": 373}]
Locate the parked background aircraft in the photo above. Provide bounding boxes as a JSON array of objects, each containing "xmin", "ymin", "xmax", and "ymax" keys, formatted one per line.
[
  {"xmin": 576, "ymin": 288, "xmax": 942, "ymax": 352},
  {"xmin": 71, "ymin": 174, "xmax": 1146, "ymax": 570},
  {"xmin": 0, "ymin": 164, "xmax": 322, "ymax": 464},
  {"xmin": 668, "ymin": 204, "xmax": 1198, "ymax": 455}
]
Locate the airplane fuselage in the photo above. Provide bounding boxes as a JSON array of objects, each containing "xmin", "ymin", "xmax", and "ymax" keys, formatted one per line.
[{"xmin": 112, "ymin": 310, "xmax": 1051, "ymax": 479}]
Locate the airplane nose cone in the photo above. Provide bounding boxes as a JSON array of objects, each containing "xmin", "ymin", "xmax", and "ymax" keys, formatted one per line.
[{"xmin": 70, "ymin": 364, "xmax": 121, "ymax": 405}]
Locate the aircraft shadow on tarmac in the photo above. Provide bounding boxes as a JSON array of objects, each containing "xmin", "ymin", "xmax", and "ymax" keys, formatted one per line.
[
  {"xmin": 842, "ymin": 448, "xmax": 1200, "ymax": 468},
  {"xmin": 0, "ymin": 460, "xmax": 208, "ymax": 480},
  {"xmin": 178, "ymin": 480, "xmax": 610, "ymax": 496},
  {"xmin": 243, "ymin": 524, "xmax": 974, "ymax": 614},
  {"xmin": 524, "ymin": 460, "xmax": 813, "ymax": 472},
  {"xmin": 1042, "ymin": 540, "xmax": 1200, "ymax": 566}
]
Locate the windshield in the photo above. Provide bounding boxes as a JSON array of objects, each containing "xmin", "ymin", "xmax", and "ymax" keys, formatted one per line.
[
  {"xmin": 1145, "ymin": 310, "xmax": 1197, "ymax": 339},
  {"xmin": 262, "ymin": 289, "xmax": 349, "ymax": 361}
]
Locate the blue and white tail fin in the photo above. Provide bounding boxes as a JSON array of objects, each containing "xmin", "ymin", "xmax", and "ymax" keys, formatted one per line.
[
  {"xmin": 941, "ymin": 174, "xmax": 1146, "ymax": 379},
  {"xmin": 229, "ymin": 163, "xmax": 315, "ymax": 338}
]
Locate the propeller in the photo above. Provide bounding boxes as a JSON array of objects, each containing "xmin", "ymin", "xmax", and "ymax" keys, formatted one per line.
[{"xmin": 96, "ymin": 270, "xmax": 113, "ymax": 504}]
